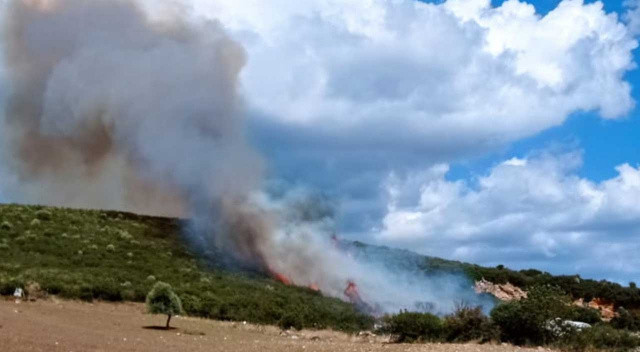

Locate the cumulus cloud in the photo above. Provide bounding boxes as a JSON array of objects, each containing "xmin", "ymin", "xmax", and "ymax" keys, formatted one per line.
[
  {"xmin": 624, "ymin": 0, "xmax": 640, "ymax": 35},
  {"xmin": 188, "ymin": 0, "xmax": 636, "ymax": 151},
  {"xmin": 375, "ymin": 151, "xmax": 640, "ymax": 282},
  {"xmin": 177, "ymin": 0, "xmax": 639, "ymax": 235}
]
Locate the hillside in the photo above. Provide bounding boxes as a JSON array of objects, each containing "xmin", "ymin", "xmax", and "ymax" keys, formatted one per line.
[
  {"xmin": 0, "ymin": 203, "xmax": 372, "ymax": 332},
  {"xmin": 1, "ymin": 202, "xmax": 639, "ymax": 327},
  {"xmin": 345, "ymin": 241, "xmax": 640, "ymax": 313}
]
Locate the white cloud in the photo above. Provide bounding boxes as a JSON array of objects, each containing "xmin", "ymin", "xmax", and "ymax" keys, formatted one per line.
[
  {"xmin": 624, "ymin": 0, "xmax": 640, "ymax": 35},
  {"xmin": 184, "ymin": 0, "xmax": 636, "ymax": 152},
  {"xmin": 375, "ymin": 151, "xmax": 640, "ymax": 282}
]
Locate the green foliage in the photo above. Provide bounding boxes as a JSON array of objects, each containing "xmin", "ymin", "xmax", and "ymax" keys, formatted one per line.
[
  {"xmin": 610, "ymin": 307, "xmax": 640, "ymax": 331},
  {"xmin": 464, "ymin": 264, "xmax": 640, "ymax": 310},
  {"xmin": 491, "ymin": 285, "xmax": 572, "ymax": 345},
  {"xmin": 1, "ymin": 221, "xmax": 12, "ymax": 230},
  {"xmin": 35, "ymin": 210, "xmax": 53, "ymax": 221},
  {"xmin": 0, "ymin": 204, "xmax": 373, "ymax": 332},
  {"xmin": 442, "ymin": 304, "xmax": 499, "ymax": 343},
  {"xmin": 557, "ymin": 324, "xmax": 640, "ymax": 352},
  {"xmin": 380, "ymin": 311, "xmax": 443, "ymax": 343},
  {"xmin": 568, "ymin": 306, "xmax": 602, "ymax": 325},
  {"xmin": 146, "ymin": 282, "xmax": 183, "ymax": 316},
  {"xmin": 279, "ymin": 312, "xmax": 304, "ymax": 330}
]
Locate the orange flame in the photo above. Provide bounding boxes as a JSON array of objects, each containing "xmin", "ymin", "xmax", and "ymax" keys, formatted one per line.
[
  {"xmin": 344, "ymin": 280, "xmax": 362, "ymax": 303},
  {"xmin": 268, "ymin": 267, "xmax": 292, "ymax": 286}
]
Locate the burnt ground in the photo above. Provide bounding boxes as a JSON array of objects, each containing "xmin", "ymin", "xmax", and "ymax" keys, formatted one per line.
[{"xmin": 0, "ymin": 298, "xmax": 550, "ymax": 352}]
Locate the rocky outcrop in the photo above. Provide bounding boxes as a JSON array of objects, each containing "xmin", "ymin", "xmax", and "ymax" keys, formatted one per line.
[
  {"xmin": 475, "ymin": 279, "xmax": 617, "ymax": 322},
  {"xmin": 573, "ymin": 298, "xmax": 616, "ymax": 321},
  {"xmin": 474, "ymin": 279, "xmax": 527, "ymax": 301}
]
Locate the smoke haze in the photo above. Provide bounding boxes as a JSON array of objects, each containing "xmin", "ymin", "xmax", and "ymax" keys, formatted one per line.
[{"xmin": 0, "ymin": 0, "xmax": 492, "ymax": 315}]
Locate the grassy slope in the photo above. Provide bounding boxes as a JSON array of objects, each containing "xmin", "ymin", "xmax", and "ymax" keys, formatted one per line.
[
  {"xmin": 0, "ymin": 204, "xmax": 373, "ymax": 332},
  {"xmin": 1, "ymin": 203, "xmax": 638, "ymax": 329}
]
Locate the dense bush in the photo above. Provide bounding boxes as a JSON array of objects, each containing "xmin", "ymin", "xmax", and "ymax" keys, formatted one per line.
[
  {"xmin": 568, "ymin": 306, "xmax": 602, "ymax": 325},
  {"xmin": 558, "ymin": 324, "xmax": 640, "ymax": 352},
  {"xmin": 491, "ymin": 285, "xmax": 572, "ymax": 345},
  {"xmin": 442, "ymin": 304, "xmax": 499, "ymax": 343},
  {"xmin": 610, "ymin": 307, "xmax": 640, "ymax": 331},
  {"xmin": 278, "ymin": 311, "xmax": 304, "ymax": 330},
  {"xmin": 380, "ymin": 311, "xmax": 443, "ymax": 343}
]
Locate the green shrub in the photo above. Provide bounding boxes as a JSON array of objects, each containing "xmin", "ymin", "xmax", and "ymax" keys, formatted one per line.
[
  {"xmin": 93, "ymin": 281, "xmax": 123, "ymax": 301},
  {"xmin": 198, "ymin": 292, "xmax": 222, "ymax": 318},
  {"xmin": 121, "ymin": 289, "xmax": 136, "ymax": 301},
  {"xmin": 0, "ymin": 277, "xmax": 25, "ymax": 295},
  {"xmin": 568, "ymin": 306, "xmax": 602, "ymax": 325},
  {"xmin": 443, "ymin": 304, "xmax": 499, "ymax": 342},
  {"xmin": 279, "ymin": 312, "xmax": 304, "ymax": 330},
  {"xmin": 35, "ymin": 210, "xmax": 53, "ymax": 221},
  {"xmin": 1, "ymin": 221, "xmax": 12, "ymax": 231},
  {"xmin": 119, "ymin": 230, "xmax": 132, "ymax": 241},
  {"xmin": 558, "ymin": 324, "xmax": 640, "ymax": 351},
  {"xmin": 380, "ymin": 311, "xmax": 443, "ymax": 343},
  {"xmin": 146, "ymin": 282, "xmax": 183, "ymax": 329},
  {"xmin": 491, "ymin": 285, "xmax": 572, "ymax": 345},
  {"xmin": 611, "ymin": 307, "xmax": 640, "ymax": 331},
  {"xmin": 180, "ymin": 294, "xmax": 203, "ymax": 314},
  {"xmin": 106, "ymin": 244, "xmax": 115, "ymax": 252}
]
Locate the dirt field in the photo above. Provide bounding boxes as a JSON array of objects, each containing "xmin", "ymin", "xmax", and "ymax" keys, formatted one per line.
[{"xmin": 0, "ymin": 298, "xmax": 549, "ymax": 352}]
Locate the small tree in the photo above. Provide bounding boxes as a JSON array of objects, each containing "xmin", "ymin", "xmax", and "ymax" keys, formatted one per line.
[{"xmin": 146, "ymin": 282, "xmax": 183, "ymax": 329}]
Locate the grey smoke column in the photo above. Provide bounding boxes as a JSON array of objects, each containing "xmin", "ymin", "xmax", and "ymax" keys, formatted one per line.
[{"xmin": 0, "ymin": 0, "xmax": 261, "ymax": 216}]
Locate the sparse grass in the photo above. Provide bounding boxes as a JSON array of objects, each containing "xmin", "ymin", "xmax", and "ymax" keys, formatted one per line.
[{"xmin": 0, "ymin": 203, "xmax": 373, "ymax": 332}]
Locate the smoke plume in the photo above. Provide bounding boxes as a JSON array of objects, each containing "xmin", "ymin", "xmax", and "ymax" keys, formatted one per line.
[
  {"xmin": 1, "ymin": 0, "xmax": 492, "ymax": 315},
  {"xmin": 1, "ymin": 0, "xmax": 257, "ymax": 216}
]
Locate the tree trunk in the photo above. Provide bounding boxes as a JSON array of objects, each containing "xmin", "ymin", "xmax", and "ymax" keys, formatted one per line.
[{"xmin": 166, "ymin": 314, "xmax": 172, "ymax": 329}]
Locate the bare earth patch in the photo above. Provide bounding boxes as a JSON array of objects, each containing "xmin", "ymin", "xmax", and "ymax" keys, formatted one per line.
[{"xmin": 0, "ymin": 298, "xmax": 549, "ymax": 352}]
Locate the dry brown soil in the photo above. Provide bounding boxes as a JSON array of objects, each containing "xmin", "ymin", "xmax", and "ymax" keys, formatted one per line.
[{"xmin": 0, "ymin": 298, "xmax": 550, "ymax": 352}]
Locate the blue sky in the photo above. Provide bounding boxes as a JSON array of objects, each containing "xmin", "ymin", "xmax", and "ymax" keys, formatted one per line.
[
  {"xmin": 445, "ymin": 0, "xmax": 640, "ymax": 184},
  {"xmin": 2, "ymin": 0, "xmax": 640, "ymax": 284}
]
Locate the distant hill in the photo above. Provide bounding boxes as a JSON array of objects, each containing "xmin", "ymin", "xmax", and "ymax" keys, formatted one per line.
[{"xmin": 343, "ymin": 240, "xmax": 640, "ymax": 312}]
